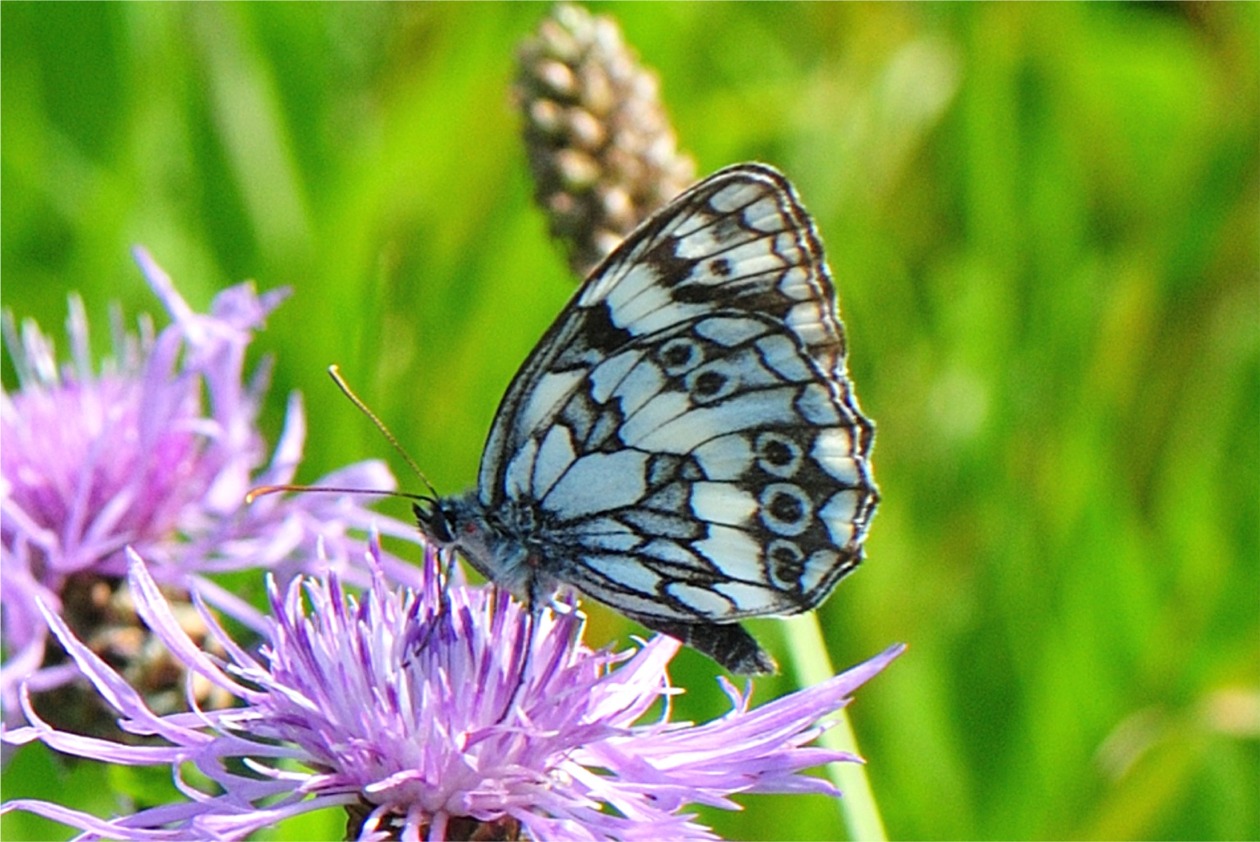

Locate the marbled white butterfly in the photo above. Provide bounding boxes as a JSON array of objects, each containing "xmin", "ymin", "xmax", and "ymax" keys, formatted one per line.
[{"xmin": 415, "ymin": 163, "xmax": 877, "ymax": 674}]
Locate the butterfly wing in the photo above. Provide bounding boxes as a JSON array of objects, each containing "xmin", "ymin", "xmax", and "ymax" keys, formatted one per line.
[{"xmin": 474, "ymin": 163, "xmax": 877, "ymax": 671}]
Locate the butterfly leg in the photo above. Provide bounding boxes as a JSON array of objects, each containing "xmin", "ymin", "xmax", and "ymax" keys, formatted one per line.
[
  {"xmin": 493, "ymin": 577, "xmax": 546, "ymax": 725},
  {"xmin": 628, "ymin": 614, "xmax": 777, "ymax": 675},
  {"xmin": 407, "ymin": 547, "xmax": 458, "ymax": 660}
]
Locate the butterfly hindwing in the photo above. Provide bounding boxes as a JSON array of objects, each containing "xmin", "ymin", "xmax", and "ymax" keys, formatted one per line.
[
  {"xmin": 502, "ymin": 311, "xmax": 870, "ymax": 622},
  {"xmin": 431, "ymin": 163, "xmax": 877, "ymax": 674}
]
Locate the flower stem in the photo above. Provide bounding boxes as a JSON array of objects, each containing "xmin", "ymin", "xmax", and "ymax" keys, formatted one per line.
[{"xmin": 783, "ymin": 613, "xmax": 888, "ymax": 842}]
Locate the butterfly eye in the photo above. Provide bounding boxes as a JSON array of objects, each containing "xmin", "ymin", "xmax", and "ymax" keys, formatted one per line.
[{"xmin": 413, "ymin": 500, "xmax": 454, "ymax": 545}]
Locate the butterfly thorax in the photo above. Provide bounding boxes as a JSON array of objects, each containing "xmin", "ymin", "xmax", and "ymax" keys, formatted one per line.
[{"xmin": 418, "ymin": 491, "xmax": 562, "ymax": 608}]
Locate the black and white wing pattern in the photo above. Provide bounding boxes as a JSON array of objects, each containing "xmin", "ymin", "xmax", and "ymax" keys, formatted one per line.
[{"xmin": 418, "ymin": 163, "xmax": 877, "ymax": 674}]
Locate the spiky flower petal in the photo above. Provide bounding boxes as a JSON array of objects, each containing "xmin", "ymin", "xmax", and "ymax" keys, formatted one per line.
[
  {"xmin": 1, "ymin": 249, "xmax": 416, "ymax": 728},
  {"xmin": 3, "ymin": 537, "xmax": 902, "ymax": 841}
]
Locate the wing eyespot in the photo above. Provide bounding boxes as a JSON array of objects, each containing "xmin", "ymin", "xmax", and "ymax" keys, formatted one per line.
[{"xmin": 658, "ymin": 337, "xmax": 702, "ymax": 374}]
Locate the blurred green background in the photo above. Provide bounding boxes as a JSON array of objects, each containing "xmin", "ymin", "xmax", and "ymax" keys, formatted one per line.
[{"xmin": 3, "ymin": 4, "xmax": 1257, "ymax": 840}]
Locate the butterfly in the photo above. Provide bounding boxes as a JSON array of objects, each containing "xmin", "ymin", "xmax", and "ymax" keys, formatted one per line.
[{"xmin": 414, "ymin": 163, "xmax": 877, "ymax": 674}]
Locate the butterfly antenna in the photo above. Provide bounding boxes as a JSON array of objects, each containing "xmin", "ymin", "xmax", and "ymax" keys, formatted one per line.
[
  {"xmin": 327, "ymin": 364, "xmax": 439, "ymax": 499},
  {"xmin": 244, "ymin": 484, "xmax": 432, "ymax": 505}
]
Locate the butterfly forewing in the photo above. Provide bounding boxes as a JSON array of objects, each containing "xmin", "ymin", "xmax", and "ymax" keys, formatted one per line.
[{"xmin": 441, "ymin": 163, "xmax": 877, "ymax": 674}]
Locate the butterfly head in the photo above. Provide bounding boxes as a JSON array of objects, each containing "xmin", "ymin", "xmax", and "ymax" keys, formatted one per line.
[
  {"xmin": 412, "ymin": 494, "xmax": 495, "ymax": 554},
  {"xmin": 412, "ymin": 497, "xmax": 457, "ymax": 546}
]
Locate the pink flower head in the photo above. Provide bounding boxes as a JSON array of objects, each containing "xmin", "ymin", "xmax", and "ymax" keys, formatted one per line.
[
  {"xmin": 3, "ymin": 537, "xmax": 903, "ymax": 840},
  {"xmin": 1, "ymin": 249, "xmax": 417, "ymax": 723}
]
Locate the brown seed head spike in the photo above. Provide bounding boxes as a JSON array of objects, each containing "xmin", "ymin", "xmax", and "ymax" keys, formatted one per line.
[{"xmin": 515, "ymin": 2, "xmax": 696, "ymax": 278}]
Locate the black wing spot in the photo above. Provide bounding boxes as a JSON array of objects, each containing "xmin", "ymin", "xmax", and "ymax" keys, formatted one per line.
[
  {"xmin": 658, "ymin": 337, "xmax": 702, "ymax": 373},
  {"xmin": 755, "ymin": 431, "xmax": 805, "ymax": 478},
  {"xmin": 580, "ymin": 301, "xmax": 635, "ymax": 355},
  {"xmin": 671, "ymin": 282, "xmax": 711, "ymax": 304},
  {"xmin": 759, "ymin": 483, "xmax": 813, "ymax": 536},
  {"xmin": 769, "ymin": 491, "xmax": 804, "ymax": 523},
  {"xmin": 642, "ymin": 233, "xmax": 693, "ymax": 281},
  {"xmin": 693, "ymin": 370, "xmax": 726, "ymax": 397},
  {"xmin": 764, "ymin": 439, "xmax": 793, "ymax": 466},
  {"xmin": 685, "ymin": 363, "xmax": 740, "ymax": 404},
  {"xmin": 767, "ymin": 539, "xmax": 806, "ymax": 588}
]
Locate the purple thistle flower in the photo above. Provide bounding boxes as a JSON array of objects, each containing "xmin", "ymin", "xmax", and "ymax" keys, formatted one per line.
[
  {"xmin": 1, "ymin": 248, "xmax": 417, "ymax": 727},
  {"xmin": 2, "ymin": 537, "xmax": 903, "ymax": 841}
]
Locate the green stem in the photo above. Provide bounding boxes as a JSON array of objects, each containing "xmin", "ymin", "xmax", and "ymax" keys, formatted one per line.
[{"xmin": 782, "ymin": 614, "xmax": 887, "ymax": 842}]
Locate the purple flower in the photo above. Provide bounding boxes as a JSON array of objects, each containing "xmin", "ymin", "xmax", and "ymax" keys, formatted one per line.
[
  {"xmin": 2, "ymin": 538, "xmax": 903, "ymax": 841},
  {"xmin": 1, "ymin": 248, "xmax": 417, "ymax": 726}
]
